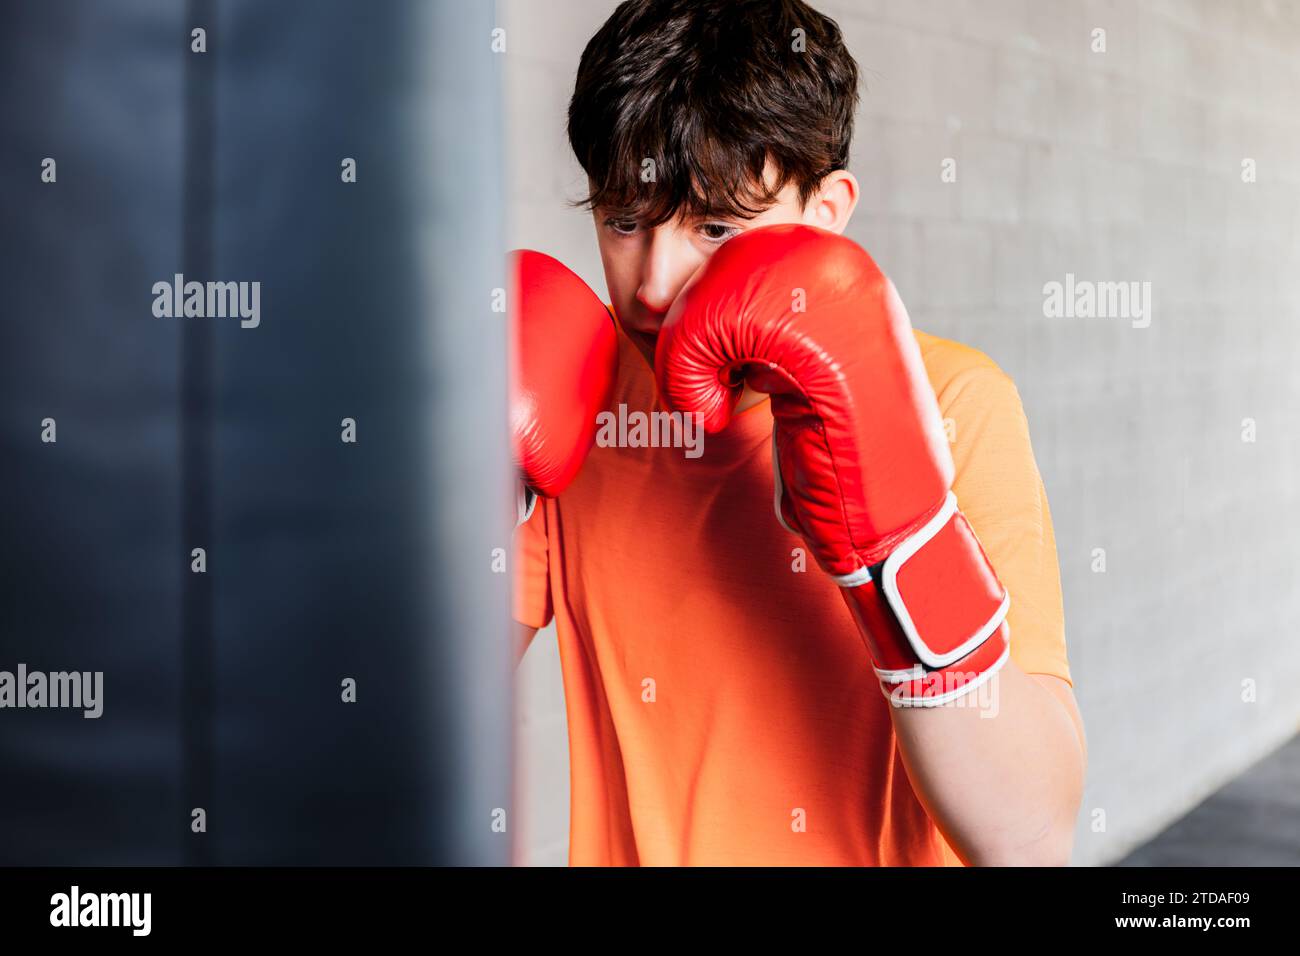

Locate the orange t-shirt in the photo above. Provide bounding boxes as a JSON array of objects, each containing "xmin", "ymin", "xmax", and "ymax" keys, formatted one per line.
[{"xmin": 513, "ymin": 321, "xmax": 1071, "ymax": 866}]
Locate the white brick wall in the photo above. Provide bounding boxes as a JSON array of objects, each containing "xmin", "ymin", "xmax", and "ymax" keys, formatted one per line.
[{"xmin": 502, "ymin": 0, "xmax": 1300, "ymax": 867}]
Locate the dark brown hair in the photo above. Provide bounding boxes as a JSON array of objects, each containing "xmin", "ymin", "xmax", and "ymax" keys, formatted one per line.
[{"xmin": 567, "ymin": 0, "xmax": 860, "ymax": 226}]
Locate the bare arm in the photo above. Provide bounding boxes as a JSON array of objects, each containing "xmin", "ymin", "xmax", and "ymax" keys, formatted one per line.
[{"xmin": 890, "ymin": 663, "xmax": 1087, "ymax": 866}]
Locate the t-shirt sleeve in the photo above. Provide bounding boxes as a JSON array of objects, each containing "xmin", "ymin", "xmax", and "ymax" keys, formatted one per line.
[
  {"xmin": 940, "ymin": 365, "xmax": 1072, "ymax": 686},
  {"xmin": 512, "ymin": 498, "xmax": 554, "ymax": 630}
]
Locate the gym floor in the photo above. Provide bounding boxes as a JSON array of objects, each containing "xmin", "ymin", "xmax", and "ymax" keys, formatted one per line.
[{"xmin": 1118, "ymin": 735, "xmax": 1300, "ymax": 866}]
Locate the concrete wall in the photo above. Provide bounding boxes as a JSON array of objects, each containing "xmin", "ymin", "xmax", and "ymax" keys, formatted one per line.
[{"xmin": 502, "ymin": 0, "xmax": 1300, "ymax": 866}]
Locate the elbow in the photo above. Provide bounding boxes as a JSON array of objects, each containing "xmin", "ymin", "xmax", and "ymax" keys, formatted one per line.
[
  {"xmin": 1020, "ymin": 826, "xmax": 1075, "ymax": 867},
  {"xmin": 967, "ymin": 821, "xmax": 1075, "ymax": 867}
]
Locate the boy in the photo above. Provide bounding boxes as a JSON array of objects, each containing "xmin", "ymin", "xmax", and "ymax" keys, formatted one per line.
[{"xmin": 512, "ymin": 0, "xmax": 1086, "ymax": 866}]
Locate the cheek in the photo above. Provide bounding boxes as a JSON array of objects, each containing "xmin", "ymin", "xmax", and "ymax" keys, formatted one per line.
[
  {"xmin": 596, "ymin": 242, "xmax": 639, "ymax": 302},
  {"xmin": 605, "ymin": 264, "xmax": 638, "ymax": 310}
]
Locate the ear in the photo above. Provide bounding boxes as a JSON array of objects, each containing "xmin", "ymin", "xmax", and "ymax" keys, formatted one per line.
[{"xmin": 801, "ymin": 170, "xmax": 859, "ymax": 234}]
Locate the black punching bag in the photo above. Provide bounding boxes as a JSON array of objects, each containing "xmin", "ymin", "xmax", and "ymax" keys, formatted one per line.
[{"xmin": 0, "ymin": 0, "xmax": 511, "ymax": 865}]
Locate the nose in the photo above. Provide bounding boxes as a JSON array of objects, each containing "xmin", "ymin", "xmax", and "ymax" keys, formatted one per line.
[{"xmin": 635, "ymin": 228, "xmax": 698, "ymax": 320}]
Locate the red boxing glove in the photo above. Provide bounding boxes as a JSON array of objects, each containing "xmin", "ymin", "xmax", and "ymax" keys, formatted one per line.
[
  {"xmin": 655, "ymin": 225, "xmax": 1010, "ymax": 706},
  {"xmin": 509, "ymin": 250, "xmax": 618, "ymax": 525}
]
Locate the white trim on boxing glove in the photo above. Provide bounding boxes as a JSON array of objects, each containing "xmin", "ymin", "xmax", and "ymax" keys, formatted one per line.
[
  {"xmin": 878, "ymin": 491, "xmax": 1010, "ymax": 669},
  {"xmin": 770, "ymin": 427, "xmax": 801, "ymax": 538},
  {"xmin": 884, "ymin": 640, "xmax": 1012, "ymax": 708},
  {"xmin": 829, "ymin": 492, "xmax": 1010, "ymax": 670},
  {"xmin": 515, "ymin": 483, "xmax": 537, "ymax": 528}
]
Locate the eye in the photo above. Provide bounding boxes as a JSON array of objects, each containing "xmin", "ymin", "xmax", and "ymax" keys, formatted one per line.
[
  {"xmin": 699, "ymin": 222, "xmax": 739, "ymax": 244},
  {"xmin": 604, "ymin": 217, "xmax": 639, "ymax": 236}
]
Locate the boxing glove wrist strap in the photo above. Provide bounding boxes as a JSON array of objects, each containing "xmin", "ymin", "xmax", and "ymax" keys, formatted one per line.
[{"xmin": 834, "ymin": 492, "xmax": 1012, "ymax": 707}]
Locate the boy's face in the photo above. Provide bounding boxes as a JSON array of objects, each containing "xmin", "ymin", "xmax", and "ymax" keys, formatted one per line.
[{"xmin": 593, "ymin": 166, "xmax": 859, "ymax": 373}]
